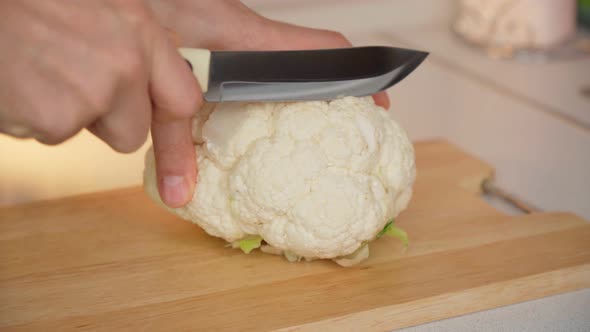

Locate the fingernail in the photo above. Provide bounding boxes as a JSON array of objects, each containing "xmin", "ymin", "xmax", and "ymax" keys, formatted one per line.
[{"xmin": 161, "ymin": 176, "xmax": 190, "ymax": 207}]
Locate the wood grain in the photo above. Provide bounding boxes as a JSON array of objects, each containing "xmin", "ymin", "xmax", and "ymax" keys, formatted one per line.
[{"xmin": 0, "ymin": 140, "xmax": 588, "ymax": 331}]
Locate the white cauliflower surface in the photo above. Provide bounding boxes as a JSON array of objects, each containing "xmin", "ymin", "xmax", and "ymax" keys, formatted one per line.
[{"xmin": 143, "ymin": 97, "xmax": 415, "ymax": 266}]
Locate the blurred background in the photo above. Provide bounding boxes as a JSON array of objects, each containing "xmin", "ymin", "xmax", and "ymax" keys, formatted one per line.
[{"xmin": 1, "ymin": 0, "xmax": 589, "ymax": 218}]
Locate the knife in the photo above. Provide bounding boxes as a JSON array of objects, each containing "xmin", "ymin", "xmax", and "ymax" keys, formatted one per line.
[{"xmin": 179, "ymin": 46, "xmax": 428, "ymax": 102}]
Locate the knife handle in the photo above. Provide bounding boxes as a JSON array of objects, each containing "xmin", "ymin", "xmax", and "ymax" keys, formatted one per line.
[{"xmin": 178, "ymin": 48, "xmax": 211, "ymax": 93}]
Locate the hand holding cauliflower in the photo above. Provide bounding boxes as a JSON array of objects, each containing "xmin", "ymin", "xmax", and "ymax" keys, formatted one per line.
[{"xmin": 144, "ymin": 97, "xmax": 415, "ymax": 266}]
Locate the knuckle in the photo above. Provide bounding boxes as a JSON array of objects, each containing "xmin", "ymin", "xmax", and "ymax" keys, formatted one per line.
[
  {"xmin": 158, "ymin": 92, "xmax": 202, "ymax": 121},
  {"xmin": 181, "ymin": 92, "xmax": 203, "ymax": 117},
  {"xmin": 39, "ymin": 127, "xmax": 75, "ymax": 145},
  {"xmin": 0, "ymin": 120, "xmax": 34, "ymax": 139},
  {"xmin": 101, "ymin": 122, "xmax": 149, "ymax": 154},
  {"xmin": 96, "ymin": 22, "xmax": 149, "ymax": 81},
  {"xmin": 110, "ymin": 141, "xmax": 136, "ymax": 153},
  {"xmin": 119, "ymin": 0, "xmax": 152, "ymax": 29},
  {"xmin": 111, "ymin": 47, "xmax": 145, "ymax": 81},
  {"xmin": 109, "ymin": 133, "xmax": 146, "ymax": 153},
  {"xmin": 79, "ymin": 84, "xmax": 109, "ymax": 120},
  {"xmin": 32, "ymin": 107, "xmax": 79, "ymax": 145},
  {"xmin": 125, "ymin": 128, "xmax": 149, "ymax": 152}
]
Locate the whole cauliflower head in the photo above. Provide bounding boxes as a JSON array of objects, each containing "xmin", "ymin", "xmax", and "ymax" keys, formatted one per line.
[{"xmin": 144, "ymin": 97, "xmax": 415, "ymax": 266}]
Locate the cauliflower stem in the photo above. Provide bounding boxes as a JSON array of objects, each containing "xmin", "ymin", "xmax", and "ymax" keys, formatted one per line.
[
  {"xmin": 230, "ymin": 218, "xmax": 408, "ymax": 266},
  {"xmin": 232, "ymin": 235, "xmax": 263, "ymax": 254}
]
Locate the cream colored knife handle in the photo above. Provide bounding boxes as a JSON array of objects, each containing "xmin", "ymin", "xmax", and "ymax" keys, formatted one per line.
[{"xmin": 178, "ymin": 48, "xmax": 211, "ymax": 93}]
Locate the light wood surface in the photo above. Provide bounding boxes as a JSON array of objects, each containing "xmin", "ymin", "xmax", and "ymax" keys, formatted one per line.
[{"xmin": 1, "ymin": 140, "xmax": 588, "ymax": 331}]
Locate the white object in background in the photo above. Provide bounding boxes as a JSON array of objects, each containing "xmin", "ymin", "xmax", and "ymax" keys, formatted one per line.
[{"xmin": 454, "ymin": 0, "xmax": 577, "ymax": 51}]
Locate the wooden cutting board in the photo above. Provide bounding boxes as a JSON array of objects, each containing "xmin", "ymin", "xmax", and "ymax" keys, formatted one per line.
[{"xmin": 1, "ymin": 140, "xmax": 589, "ymax": 331}]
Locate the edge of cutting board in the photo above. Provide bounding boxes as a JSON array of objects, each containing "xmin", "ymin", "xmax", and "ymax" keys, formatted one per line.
[{"xmin": 279, "ymin": 263, "xmax": 590, "ymax": 332}]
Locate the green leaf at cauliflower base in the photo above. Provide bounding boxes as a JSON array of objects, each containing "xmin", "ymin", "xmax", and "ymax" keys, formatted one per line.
[
  {"xmin": 377, "ymin": 219, "xmax": 409, "ymax": 248},
  {"xmin": 377, "ymin": 219, "xmax": 394, "ymax": 238},
  {"xmin": 235, "ymin": 235, "xmax": 263, "ymax": 254}
]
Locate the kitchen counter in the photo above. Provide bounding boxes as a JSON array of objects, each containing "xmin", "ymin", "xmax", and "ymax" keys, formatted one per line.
[{"xmin": 398, "ymin": 288, "xmax": 590, "ymax": 332}]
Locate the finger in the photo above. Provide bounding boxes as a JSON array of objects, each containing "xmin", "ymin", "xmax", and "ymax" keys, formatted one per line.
[
  {"xmin": 0, "ymin": 103, "xmax": 33, "ymax": 138},
  {"xmin": 0, "ymin": 116, "xmax": 34, "ymax": 139},
  {"xmin": 149, "ymin": 31, "xmax": 202, "ymax": 208},
  {"xmin": 86, "ymin": 85, "xmax": 152, "ymax": 153},
  {"xmin": 373, "ymin": 92, "xmax": 390, "ymax": 109},
  {"xmin": 151, "ymin": 119, "xmax": 196, "ymax": 208},
  {"xmin": 8, "ymin": 69, "xmax": 98, "ymax": 144}
]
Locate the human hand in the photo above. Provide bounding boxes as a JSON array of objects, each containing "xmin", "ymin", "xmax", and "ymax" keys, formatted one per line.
[
  {"xmin": 0, "ymin": 0, "xmax": 201, "ymax": 207},
  {"xmin": 0, "ymin": 0, "xmax": 391, "ymax": 211},
  {"xmin": 147, "ymin": 0, "xmax": 390, "ymax": 207},
  {"xmin": 148, "ymin": 0, "xmax": 390, "ymax": 108},
  {"xmin": 148, "ymin": 0, "xmax": 390, "ymax": 205}
]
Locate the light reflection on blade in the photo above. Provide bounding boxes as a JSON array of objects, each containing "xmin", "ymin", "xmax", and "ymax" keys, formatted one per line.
[{"xmin": 206, "ymin": 66, "xmax": 405, "ymax": 102}]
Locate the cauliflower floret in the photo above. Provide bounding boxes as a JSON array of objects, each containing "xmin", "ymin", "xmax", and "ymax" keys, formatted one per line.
[
  {"xmin": 144, "ymin": 145, "xmax": 246, "ymax": 242},
  {"xmin": 143, "ymin": 97, "xmax": 415, "ymax": 266},
  {"xmin": 201, "ymin": 102, "xmax": 277, "ymax": 169}
]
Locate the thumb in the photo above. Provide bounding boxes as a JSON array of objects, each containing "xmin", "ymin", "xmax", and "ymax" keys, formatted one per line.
[{"xmin": 149, "ymin": 32, "xmax": 202, "ymax": 208}]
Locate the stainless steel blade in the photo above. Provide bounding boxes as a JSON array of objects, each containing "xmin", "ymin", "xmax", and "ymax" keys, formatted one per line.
[{"xmin": 203, "ymin": 46, "xmax": 428, "ymax": 102}]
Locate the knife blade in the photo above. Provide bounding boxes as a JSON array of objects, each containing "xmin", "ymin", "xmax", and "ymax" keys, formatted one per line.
[{"xmin": 179, "ymin": 46, "xmax": 428, "ymax": 102}]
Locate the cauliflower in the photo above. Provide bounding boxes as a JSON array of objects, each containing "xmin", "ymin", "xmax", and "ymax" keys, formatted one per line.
[{"xmin": 143, "ymin": 97, "xmax": 415, "ymax": 266}]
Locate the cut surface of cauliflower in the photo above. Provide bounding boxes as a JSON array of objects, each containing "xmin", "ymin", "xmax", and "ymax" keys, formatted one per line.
[{"xmin": 143, "ymin": 97, "xmax": 415, "ymax": 266}]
